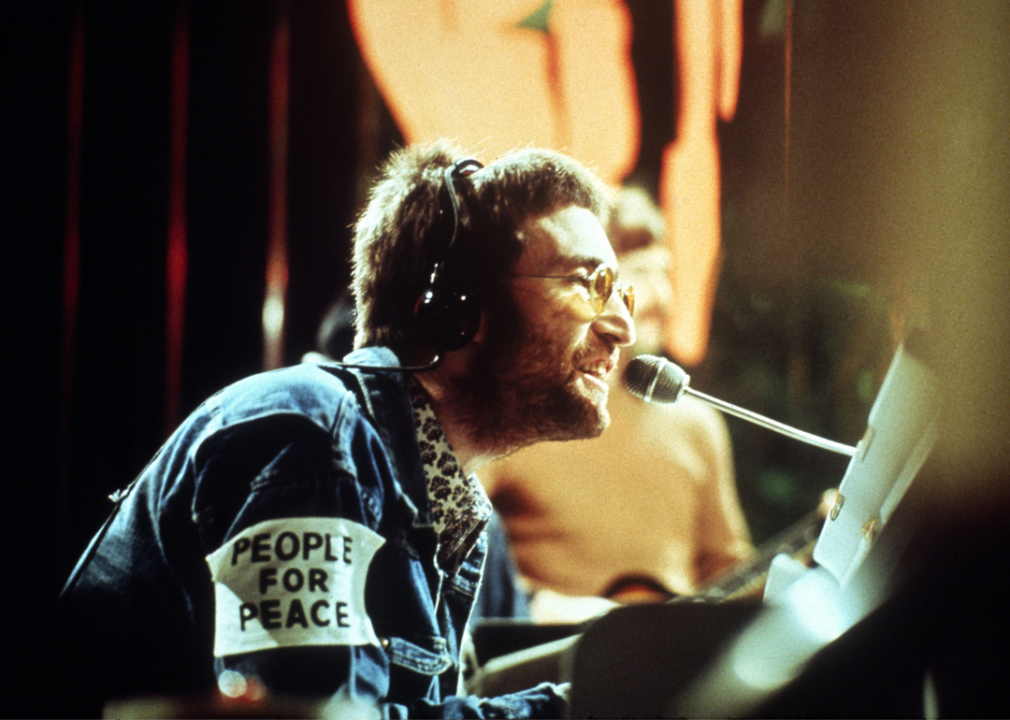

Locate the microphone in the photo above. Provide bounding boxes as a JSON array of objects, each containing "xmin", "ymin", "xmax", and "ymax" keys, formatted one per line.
[{"xmin": 624, "ymin": 355, "xmax": 858, "ymax": 457}]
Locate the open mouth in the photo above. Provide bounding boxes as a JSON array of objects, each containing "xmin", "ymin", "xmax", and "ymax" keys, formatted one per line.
[{"xmin": 577, "ymin": 358, "xmax": 615, "ymax": 391}]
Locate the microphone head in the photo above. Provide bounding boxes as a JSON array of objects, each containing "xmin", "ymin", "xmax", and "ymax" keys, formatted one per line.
[{"xmin": 624, "ymin": 355, "xmax": 690, "ymax": 404}]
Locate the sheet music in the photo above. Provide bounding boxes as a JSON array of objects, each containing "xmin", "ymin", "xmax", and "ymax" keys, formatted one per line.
[{"xmin": 811, "ymin": 340, "xmax": 940, "ymax": 587}]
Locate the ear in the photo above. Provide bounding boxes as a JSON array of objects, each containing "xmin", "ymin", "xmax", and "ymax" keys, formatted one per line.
[{"xmin": 469, "ymin": 307, "xmax": 489, "ymax": 345}]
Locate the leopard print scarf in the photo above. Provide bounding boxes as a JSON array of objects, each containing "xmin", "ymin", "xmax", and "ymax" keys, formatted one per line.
[{"xmin": 409, "ymin": 381, "xmax": 492, "ymax": 574}]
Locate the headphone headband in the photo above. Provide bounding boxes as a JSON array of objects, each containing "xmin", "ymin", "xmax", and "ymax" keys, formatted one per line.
[{"xmin": 430, "ymin": 158, "xmax": 484, "ymax": 285}]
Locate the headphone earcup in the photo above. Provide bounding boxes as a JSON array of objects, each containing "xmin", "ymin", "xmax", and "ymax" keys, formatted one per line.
[
  {"xmin": 414, "ymin": 285, "xmax": 481, "ymax": 352},
  {"xmin": 412, "ymin": 156, "xmax": 485, "ymax": 354}
]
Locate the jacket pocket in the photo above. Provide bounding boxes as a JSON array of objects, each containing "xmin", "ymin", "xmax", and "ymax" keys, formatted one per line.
[{"xmin": 382, "ymin": 634, "xmax": 454, "ymax": 676}]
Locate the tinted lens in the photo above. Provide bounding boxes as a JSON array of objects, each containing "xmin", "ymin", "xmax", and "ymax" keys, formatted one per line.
[
  {"xmin": 618, "ymin": 284, "xmax": 634, "ymax": 316},
  {"xmin": 589, "ymin": 266, "xmax": 614, "ymax": 314}
]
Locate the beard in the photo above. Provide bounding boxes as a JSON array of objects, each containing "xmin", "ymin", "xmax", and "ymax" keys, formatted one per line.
[{"xmin": 449, "ymin": 300, "xmax": 611, "ymax": 455}]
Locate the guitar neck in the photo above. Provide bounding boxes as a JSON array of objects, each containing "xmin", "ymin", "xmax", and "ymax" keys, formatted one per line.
[{"xmin": 686, "ymin": 509, "xmax": 826, "ymax": 603}]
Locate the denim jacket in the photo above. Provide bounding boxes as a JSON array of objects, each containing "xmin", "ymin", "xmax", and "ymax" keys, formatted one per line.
[{"xmin": 58, "ymin": 347, "xmax": 565, "ymax": 718}]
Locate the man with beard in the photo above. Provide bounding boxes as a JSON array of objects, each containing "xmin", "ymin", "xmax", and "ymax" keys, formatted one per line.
[{"xmin": 55, "ymin": 141, "xmax": 634, "ymax": 718}]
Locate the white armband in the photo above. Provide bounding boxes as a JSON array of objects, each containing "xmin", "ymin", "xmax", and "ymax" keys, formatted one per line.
[{"xmin": 206, "ymin": 517, "xmax": 385, "ymax": 656}]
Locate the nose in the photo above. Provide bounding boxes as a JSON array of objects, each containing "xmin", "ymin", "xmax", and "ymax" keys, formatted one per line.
[{"xmin": 594, "ymin": 290, "xmax": 636, "ymax": 347}]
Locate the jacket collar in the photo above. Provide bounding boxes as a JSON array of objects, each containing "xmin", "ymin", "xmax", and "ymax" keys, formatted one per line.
[{"xmin": 333, "ymin": 347, "xmax": 432, "ymax": 528}]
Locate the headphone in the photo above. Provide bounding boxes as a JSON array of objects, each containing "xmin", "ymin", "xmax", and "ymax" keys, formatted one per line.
[
  {"xmin": 412, "ymin": 157, "xmax": 485, "ymax": 355},
  {"xmin": 334, "ymin": 156, "xmax": 485, "ymax": 374}
]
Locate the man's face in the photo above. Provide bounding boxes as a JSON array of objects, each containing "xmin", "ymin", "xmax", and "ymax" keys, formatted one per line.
[{"xmin": 455, "ymin": 205, "xmax": 636, "ymax": 453}]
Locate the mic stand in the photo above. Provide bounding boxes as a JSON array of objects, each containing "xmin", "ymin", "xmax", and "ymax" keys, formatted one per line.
[{"xmin": 686, "ymin": 387, "xmax": 858, "ymax": 457}]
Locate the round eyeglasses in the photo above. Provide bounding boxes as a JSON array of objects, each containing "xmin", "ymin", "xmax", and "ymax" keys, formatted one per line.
[{"xmin": 511, "ymin": 263, "xmax": 635, "ymax": 317}]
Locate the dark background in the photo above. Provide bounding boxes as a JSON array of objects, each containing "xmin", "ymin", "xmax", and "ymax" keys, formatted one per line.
[{"xmin": 5, "ymin": 0, "xmax": 1009, "ymax": 716}]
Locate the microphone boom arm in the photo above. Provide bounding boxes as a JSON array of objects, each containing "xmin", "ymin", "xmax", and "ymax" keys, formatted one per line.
[{"xmin": 686, "ymin": 387, "xmax": 858, "ymax": 457}]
